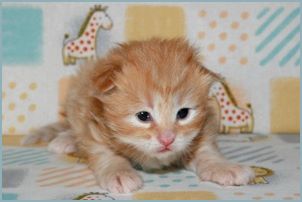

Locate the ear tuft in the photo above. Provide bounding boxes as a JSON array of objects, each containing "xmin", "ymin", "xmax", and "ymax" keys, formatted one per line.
[
  {"xmin": 199, "ymin": 65, "xmax": 223, "ymax": 87},
  {"xmin": 92, "ymin": 58, "xmax": 122, "ymax": 95}
]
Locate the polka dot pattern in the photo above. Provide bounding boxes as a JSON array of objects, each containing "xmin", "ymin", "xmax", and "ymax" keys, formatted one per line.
[
  {"xmin": 197, "ymin": 9, "xmax": 251, "ymax": 67},
  {"xmin": 19, "ymin": 92, "xmax": 28, "ymax": 100},
  {"xmin": 207, "ymin": 43, "xmax": 215, "ymax": 51},
  {"xmin": 231, "ymin": 21, "xmax": 239, "ymax": 29},
  {"xmin": 9, "ymin": 82, "xmax": 16, "ymax": 89},
  {"xmin": 3, "ymin": 81, "xmax": 39, "ymax": 135},
  {"xmin": 209, "ymin": 21, "xmax": 217, "ymax": 29}
]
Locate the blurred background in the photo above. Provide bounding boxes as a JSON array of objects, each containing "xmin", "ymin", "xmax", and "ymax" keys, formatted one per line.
[{"xmin": 2, "ymin": 2, "xmax": 300, "ymax": 136}]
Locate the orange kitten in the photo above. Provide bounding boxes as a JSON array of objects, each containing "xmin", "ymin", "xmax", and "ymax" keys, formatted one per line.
[{"xmin": 23, "ymin": 38, "xmax": 254, "ymax": 193}]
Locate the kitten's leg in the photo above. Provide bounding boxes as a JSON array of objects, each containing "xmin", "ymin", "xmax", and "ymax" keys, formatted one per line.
[
  {"xmin": 22, "ymin": 121, "xmax": 70, "ymax": 145},
  {"xmin": 88, "ymin": 143, "xmax": 143, "ymax": 193},
  {"xmin": 187, "ymin": 141, "xmax": 255, "ymax": 186},
  {"xmin": 48, "ymin": 130, "xmax": 77, "ymax": 154}
]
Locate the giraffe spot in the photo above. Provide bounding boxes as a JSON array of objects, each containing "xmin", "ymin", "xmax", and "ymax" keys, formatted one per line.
[
  {"xmin": 225, "ymin": 110, "xmax": 229, "ymax": 114},
  {"xmin": 83, "ymin": 47, "xmax": 88, "ymax": 51},
  {"xmin": 91, "ymin": 47, "xmax": 94, "ymax": 50},
  {"xmin": 199, "ymin": 10, "xmax": 207, "ymax": 17},
  {"xmin": 8, "ymin": 126, "xmax": 16, "ymax": 134},
  {"xmin": 80, "ymin": 40, "xmax": 84, "ymax": 44},
  {"xmin": 67, "ymin": 46, "xmax": 70, "ymax": 50},
  {"xmin": 242, "ymin": 119, "xmax": 245, "ymax": 122},
  {"xmin": 19, "ymin": 92, "xmax": 28, "ymax": 100},
  {"xmin": 219, "ymin": 32, "xmax": 228, "ymax": 40},
  {"xmin": 209, "ymin": 21, "xmax": 217, "ymax": 29},
  {"xmin": 8, "ymin": 102, "xmax": 16, "ymax": 111},
  {"xmin": 240, "ymin": 33, "xmax": 249, "ymax": 41},
  {"xmin": 90, "ymin": 23, "xmax": 94, "ymax": 26},
  {"xmin": 241, "ymin": 12, "xmax": 249, "ymax": 19},
  {"xmin": 231, "ymin": 21, "xmax": 239, "ymax": 29},
  {"xmin": 91, "ymin": 28, "xmax": 95, "ymax": 33},
  {"xmin": 218, "ymin": 56, "xmax": 226, "ymax": 64},
  {"xmin": 17, "ymin": 114, "xmax": 26, "ymax": 123},
  {"xmin": 241, "ymin": 111, "xmax": 245, "ymax": 115},
  {"xmin": 85, "ymin": 32, "xmax": 89, "ymax": 36},
  {"xmin": 91, "ymin": 35, "xmax": 94, "ymax": 39},
  {"xmin": 9, "ymin": 81, "xmax": 16, "ymax": 89},
  {"xmin": 207, "ymin": 43, "xmax": 215, "ymax": 51},
  {"xmin": 75, "ymin": 46, "xmax": 79, "ymax": 50},
  {"xmin": 28, "ymin": 104, "xmax": 37, "ymax": 112},
  {"xmin": 228, "ymin": 116, "xmax": 233, "ymax": 121},
  {"xmin": 29, "ymin": 82, "xmax": 37, "ymax": 90},
  {"xmin": 87, "ymin": 40, "xmax": 91, "ymax": 44},
  {"xmin": 237, "ymin": 115, "xmax": 241, "ymax": 120},
  {"xmin": 221, "ymin": 93, "xmax": 225, "ymax": 96},
  {"xmin": 228, "ymin": 44, "xmax": 237, "ymax": 52},
  {"xmin": 198, "ymin": 31, "xmax": 206, "ymax": 39},
  {"xmin": 240, "ymin": 57, "xmax": 248, "ymax": 65},
  {"xmin": 245, "ymin": 115, "xmax": 248, "ymax": 119},
  {"xmin": 219, "ymin": 10, "xmax": 228, "ymax": 18},
  {"xmin": 232, "ymin": 110, "xmax": 236, "ymax": 114},
  {"xmin": 226, "ymin": 101, "xmax": 230, "ymax": 105},
  {"xmin": 220, "ymin": 98, "xmax": 224, "ymax": 102},
  {"xmin": 71, "ymin": 42, "xmax": 75, "ymax": 45}
]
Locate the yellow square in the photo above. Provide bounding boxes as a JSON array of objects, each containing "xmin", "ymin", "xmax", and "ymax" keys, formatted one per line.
[
  {"xmin": 270, "ymin": 77, "xmax": 300, "ymax": 134},
  {"xmin": 125, "ymin": 5, "xmax": 185, "ymax": 41},
  {"xmin": 133, "ymin": 191, "xmax": 217, "ymax": 200}
]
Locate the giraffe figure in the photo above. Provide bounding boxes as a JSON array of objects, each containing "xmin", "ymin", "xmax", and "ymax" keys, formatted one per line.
[
  {"xmin": 209, "ymin": 81, "xmax": 254, "ymax": 134},
  {"xmin": 62, "ymin": 5, "xmax": 113, "ymax": 65}
]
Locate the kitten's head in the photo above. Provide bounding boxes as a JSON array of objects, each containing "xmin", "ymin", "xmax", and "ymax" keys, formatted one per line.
[{"xmin": 93, "ymin": 38, "xmax": 219, "ymax": 159}]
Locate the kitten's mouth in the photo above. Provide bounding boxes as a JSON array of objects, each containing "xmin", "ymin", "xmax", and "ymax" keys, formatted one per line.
[{"xmin": 158, "ymin": 147, "xmax": 172, "ymax": 153}]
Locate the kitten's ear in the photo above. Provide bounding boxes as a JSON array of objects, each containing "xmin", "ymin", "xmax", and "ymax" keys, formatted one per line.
[
  {"xmin": 92, "ymin": 58, "xmax": 122, "ymax": 95},
  {"xmin": 200, "ymin": 65, "xmax": 223, "ymax": 86}
]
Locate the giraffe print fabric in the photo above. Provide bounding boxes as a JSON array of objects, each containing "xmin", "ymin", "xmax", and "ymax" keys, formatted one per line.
[
  {"xmin": 209, "ymin": 81, "xmax": 254, "ymax": 134},
  {"xmin": 62, "ymin": 5, "xmax": 113, "ymax": 65}
]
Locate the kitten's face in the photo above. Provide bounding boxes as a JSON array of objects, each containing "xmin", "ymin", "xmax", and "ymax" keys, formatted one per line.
[{"xmin": 98, "ymin": 39, "xmax": 216, "ymax": 159}]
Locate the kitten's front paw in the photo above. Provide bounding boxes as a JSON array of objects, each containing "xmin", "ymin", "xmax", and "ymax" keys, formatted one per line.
[
  {"xmin": 98, "ymin": 169, "xmax": 143, "ymax": 193},
  {"xmin": 197, "ymin": 162, "xmax": 254, "ymax": 186}
]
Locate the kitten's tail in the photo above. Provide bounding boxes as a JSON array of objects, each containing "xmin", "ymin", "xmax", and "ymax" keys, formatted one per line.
[{"xmin": 21, "ymin": 121, "xmax": 70, "ymax": 145}]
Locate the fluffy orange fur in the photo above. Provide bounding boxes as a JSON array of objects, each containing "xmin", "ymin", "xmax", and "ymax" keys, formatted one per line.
[{"xmin": 23, "ymin": 38, "xmax": 254, "ymax": 193}]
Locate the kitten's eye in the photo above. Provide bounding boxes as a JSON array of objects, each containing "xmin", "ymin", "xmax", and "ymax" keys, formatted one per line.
[
  {"xmin": 177, "ymin": 108, "xmax": 190, "ymax": 120},
  {"xmin": 136, "ymin": 111, "xmax": 152, "ymax": 122}
]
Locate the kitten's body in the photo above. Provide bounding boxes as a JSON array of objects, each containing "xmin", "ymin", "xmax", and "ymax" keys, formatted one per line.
[{"xmin": 23, "ymin": 38, "xmax": 254, "ymax": 193}]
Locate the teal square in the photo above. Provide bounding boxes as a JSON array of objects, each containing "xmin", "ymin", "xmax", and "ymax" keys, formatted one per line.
[
  {"xmin": 3, "ymin": 7, "xmax": 43, "ymax": 65},
  {"xmin": 2, "ymin": 193, "xmax": 18, "ymax": 200}
]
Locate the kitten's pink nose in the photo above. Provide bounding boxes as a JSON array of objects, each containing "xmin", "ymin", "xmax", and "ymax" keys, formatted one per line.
[{"xmin": 157, "ymin": 130, "xmax": 176, "ymax": 147}]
